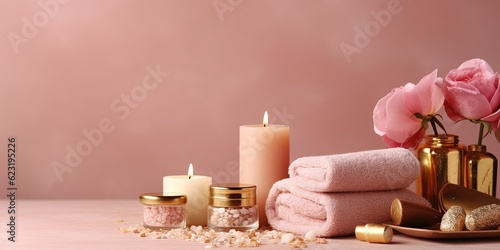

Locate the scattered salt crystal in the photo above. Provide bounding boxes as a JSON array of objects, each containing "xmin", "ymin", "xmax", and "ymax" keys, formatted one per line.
[
  {"xmin": 281, "ymin": 233, "xmax": 295, "ymax": 244},
  {"xmin": 304, "ymin": 230, "xmax": 317, "ymax": 241},
  {"xmin": 119, "ymin": 224, "xmax": 328, "ymax": 248},
  {"xmin": 316, "ymin": 238, "xmax": 327, "ymax": 244},
  {"xmin": 208, "ymin": 230, "xmax": 216, "ymax": 238}
]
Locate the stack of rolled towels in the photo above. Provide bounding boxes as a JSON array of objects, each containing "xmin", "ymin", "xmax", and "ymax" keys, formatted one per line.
[{"xmin": 265, "ymin": 147, "xmax": 431, "ymax": 237}]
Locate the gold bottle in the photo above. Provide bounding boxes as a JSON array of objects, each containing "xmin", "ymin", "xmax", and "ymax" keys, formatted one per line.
[
  {"xmin": 464, "ymin": 145, "xmax": 497, "ymax": 197},
  {"xmin": 415, "ymin": 134, "xmax": 465, "ymax": 210}
]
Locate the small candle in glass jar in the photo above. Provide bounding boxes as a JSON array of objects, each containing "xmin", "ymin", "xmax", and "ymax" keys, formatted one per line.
[
  {"xmin": 139, "ymin": 193, "xmax": 187, "ymax": 229},
  {"xmin": 208, "ymin": 183, "xmax": 258, "ymax": 231}
]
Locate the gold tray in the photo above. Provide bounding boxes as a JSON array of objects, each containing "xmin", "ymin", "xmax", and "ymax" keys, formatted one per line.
[{"xmin": 385, "ymin": 223, "xmax": 500, "ymax": 239}]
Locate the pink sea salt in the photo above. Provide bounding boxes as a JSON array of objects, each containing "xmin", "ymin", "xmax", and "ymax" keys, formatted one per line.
[
  {"xmin": 139, "ymin": 193, "xmax": 187, "ymax": 229},
  {"xmin": 143, "ymin": 205, "xmax": 185, "ymax": 228}
]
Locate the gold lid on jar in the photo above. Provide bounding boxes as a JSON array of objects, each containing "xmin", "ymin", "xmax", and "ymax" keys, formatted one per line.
[
  {"xmin": 423, "ymin": 134, "xmax": 460, "ymax": 146},
  {"xmin": 209, "ymin": 183, "xmax": 256, "ymax": 207},
  {"xmin": 139, "ymin": 193, "xmax": 187, "ymax": 205}
]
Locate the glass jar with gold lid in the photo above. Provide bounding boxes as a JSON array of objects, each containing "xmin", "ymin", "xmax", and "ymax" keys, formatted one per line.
[
  {"xmin": 208, "ymin": 183, "xmax": 258, "ymax": 231},
  {"xmin": 139, "ymin": 193, "xmax": 187, "ymax": 229}
]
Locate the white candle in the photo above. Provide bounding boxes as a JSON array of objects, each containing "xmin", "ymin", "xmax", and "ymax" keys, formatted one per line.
[
  {"xmin": 239, "ymin": 111, "xmax": 290, "ymax": 226},
  {"xmin": 163, "ymin": 163, "xmax": 212, "ymax": 226}
]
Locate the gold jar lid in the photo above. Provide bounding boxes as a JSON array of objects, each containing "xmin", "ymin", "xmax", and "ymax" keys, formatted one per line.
[
  {"xmin": 423, "ymin": 134, "xmax": 460, "ymax": 146},
  {"xmin": 139, "ymin": 193, "xmax": 187, "ymax": 205},
  {"xmin": 209, "ymin": 183, "xmax": 256, "ymax": 207},
  {"xmin": 467, "ymin": 144, "xmax": 486, "ymax": 152}
]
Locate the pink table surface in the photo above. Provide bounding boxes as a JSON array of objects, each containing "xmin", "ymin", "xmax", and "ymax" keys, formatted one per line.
[{"xmin": 0, "ymin": 199, "xmax": 499, "ymax": 250}]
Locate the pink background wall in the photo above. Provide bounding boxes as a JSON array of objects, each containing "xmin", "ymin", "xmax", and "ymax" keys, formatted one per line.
[{"xmin": 1, "ymin": 0, "xmax": 500, "ymax": 199}]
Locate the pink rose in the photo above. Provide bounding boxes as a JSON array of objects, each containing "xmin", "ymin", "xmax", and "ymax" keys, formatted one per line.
[
  {"xmin": 440, "ymin": 58, "xmax": 500, "ymax": 128},
  {"xmin": 373, "ymin": 70, "xmax": 444, "ymax": 148}
]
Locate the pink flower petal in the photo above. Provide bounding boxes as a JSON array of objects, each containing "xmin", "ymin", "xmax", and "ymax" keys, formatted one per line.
[
  {"xmin": 382, "ymin": 127, "xmax": 425, "ymax": 149},
  {"xmin": 482, "ymin": 109, "xmax": 500, "ymax": 125},
  {"xmin": 442, "ymin": 99, "xmax": 462, "ymax": 122},
  {"xmin": 443, "ymin": 83, "xmax": 492, "ymax": 120},
  {"xmin": 458, "ymin": 58, "xmax": 495, "ymax": 75},
  {"xmin": 404, "ymin": 69, "xmax": 444, "ymax": 115},
  {"xmin": 373, "ymin": 87, "xmax": 400, "ymax": 136},
  {"xmin": 487, "ymin": 73, "xmax": 500, "ymax": 110},
  {"xmin": 384, "ymin": 89, "xmax": 422, "ymax": 143}
]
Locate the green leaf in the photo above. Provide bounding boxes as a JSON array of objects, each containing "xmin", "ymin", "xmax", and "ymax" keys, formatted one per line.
[
  {"xmin": 414, "ymin": 113, "xmax": 424, "ymax": 119},
  {"xmin": 434, "ymin": 114, "xmax": 444, "ymax": 119},
  {"xmin": 482, "ymin": 122, "xmax": 492, "ymax": 139},
  {"xmin": 421, "ymin": 117, "xmax": 429, "ymax": 130},
  {"xmin": 433, "ymin": 117, "xmax": 448, "ymax": 135}
]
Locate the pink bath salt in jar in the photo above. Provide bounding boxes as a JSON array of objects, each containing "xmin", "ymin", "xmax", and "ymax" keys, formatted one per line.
[
  {"xmin": 139, "ymin": 193, "xmax": 187, "ymax": 230},
  {"xmin": 208, "ymin": 183, "xmax": 258, "ymax": 232}
]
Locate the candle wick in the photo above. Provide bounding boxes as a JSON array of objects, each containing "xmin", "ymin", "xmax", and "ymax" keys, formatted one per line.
[{"xmin": 188, "ymin": 175, "xmax": 192, "ymax": 179}]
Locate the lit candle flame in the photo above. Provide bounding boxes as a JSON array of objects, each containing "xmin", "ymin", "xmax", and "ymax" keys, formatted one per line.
[
  {"xmin": 188, "ymin": 163, "xmax": 193, "ymax": 179},
  {"xmin": 263, "ymin": 111, "xmax": 268, "ymax": 127}
]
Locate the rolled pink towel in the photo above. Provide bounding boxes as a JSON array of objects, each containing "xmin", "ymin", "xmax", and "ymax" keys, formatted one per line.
[
  {"xmin": 266, "ymin": 178, "xmax": 430, "ymax": 237},
  {"xmin": 288, "ymin": 147, "xmax": 420, "ymax": 192}
]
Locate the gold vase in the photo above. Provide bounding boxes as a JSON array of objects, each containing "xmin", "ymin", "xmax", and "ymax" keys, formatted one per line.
[
  {"xmin": 415, "ymin": 134, "xmax": 466, "ymax": 209},
  {"xmin": 463, "ymin": 144, "xmax": 497, "ymax": 197}
]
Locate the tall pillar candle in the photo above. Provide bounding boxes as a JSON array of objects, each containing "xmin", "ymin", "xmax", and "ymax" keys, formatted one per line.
[
  {"xmin": 239, "ymin": 111, "xmax": 290, "ymax": 226},
  {"xmin": 163, "ymin": 164, "xmax": 212, "ymax": 226}
]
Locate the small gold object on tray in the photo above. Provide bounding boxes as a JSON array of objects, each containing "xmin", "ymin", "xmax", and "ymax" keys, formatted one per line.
[
  {"xmin": 438, "ymin": 183, "xmax": 500, "ymax": 214},
  {"xmin": 385, "ymin": 223, "xmax": 500, "ymax": 239},
  {"xmin": 385, "ymin": 184, "xmax": 500, "ymax": 239},
  {"xmin": 390, "ymin": 199, "xmax": 442, "ymax": 228}
]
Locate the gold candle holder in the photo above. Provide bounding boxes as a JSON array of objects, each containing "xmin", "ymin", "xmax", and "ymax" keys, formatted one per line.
[
  {"xmin": 415, "ymin": 134, "xmax": 466, "ymax": 209},
  {"xmin": 464, "ymin": 144, "xmax": 497, "ymax": 197}
]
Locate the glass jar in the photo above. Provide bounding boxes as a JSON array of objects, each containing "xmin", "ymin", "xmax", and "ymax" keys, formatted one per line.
[
  {"xmin": 208, "ymin": 183, "xmax": 258, "ymax": 232},
  {"xmin": 139, "ymin": 193, "xmax": 187, "ymax": 230},
  {"xmin": 415, "ymin": 134, "xmax": 466, "ymax": 210},
  {"xmin": 464, "ymin": 144, "xmax": 497, "ymax": 197}
]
